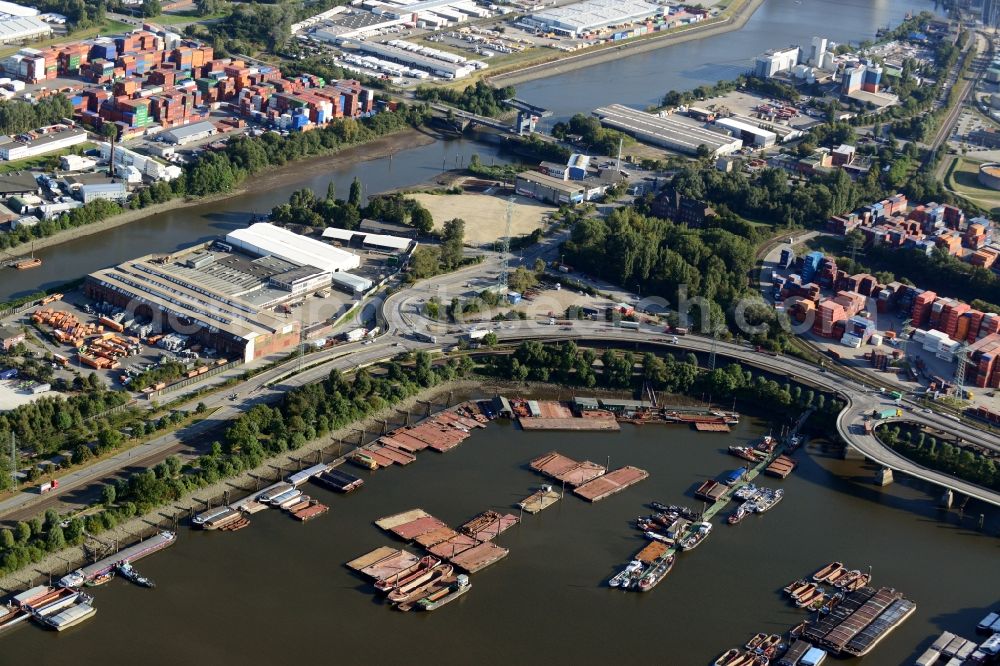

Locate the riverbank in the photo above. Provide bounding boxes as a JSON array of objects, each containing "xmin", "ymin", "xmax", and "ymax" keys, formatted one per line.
[
  {"xmin": 0, "ymin": 377, "xmax": 481, "ymax": 593},
  {"xmin": 2, "ymin": 127, "xmax": 439, "ymax": 260},
  {"xmin": 489, "ymin": 0, "xmax": 766, "ymax": 88}
]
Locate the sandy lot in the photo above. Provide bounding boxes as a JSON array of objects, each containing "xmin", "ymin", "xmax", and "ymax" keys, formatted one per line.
[
  {"xmin": 409, "ymin": 192, "xmax": 555, "ymax": 246},
  {"xmin": 0, "ymin": 380, "xmax": 55, "ymax": 411}
]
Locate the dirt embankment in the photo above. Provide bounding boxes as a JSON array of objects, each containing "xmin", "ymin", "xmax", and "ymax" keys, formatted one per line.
[{"xmin": 3, "ymin": 127, "xmax": 439, "ymax": 259}]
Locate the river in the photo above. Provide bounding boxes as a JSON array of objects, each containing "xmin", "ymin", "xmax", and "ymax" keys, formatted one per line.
[
  {"xmin": 1, "ymin": 0, "xmax": 940, "ymax": 302},
  {"xmin": 0, "ymin": 137, "xmax": 515, "ymax": 303},
  {"xmin": 516, "ymin": 0, "xmax": 940, "ymax": 124},
  {"xmin": 5, "ymin": 412, "xmax": 996, "ymax": 665}
]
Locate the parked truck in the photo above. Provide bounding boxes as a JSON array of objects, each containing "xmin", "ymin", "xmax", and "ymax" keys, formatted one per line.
[
  {"xmin": 342, "ymin": 327, "xmax": 368, "ymax": 343},
  {"xmin": 39, "ymin": 479, "xmax": 59, "ymax": 494},
  {"xmin": 413, "ymin": 331, "xmax": 437, "ymax": 344}
]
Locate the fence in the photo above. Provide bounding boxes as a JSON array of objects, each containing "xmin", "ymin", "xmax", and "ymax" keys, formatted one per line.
[{"xmin": 143, "ymin": 360, "xmax": 244, "ymax": 400}]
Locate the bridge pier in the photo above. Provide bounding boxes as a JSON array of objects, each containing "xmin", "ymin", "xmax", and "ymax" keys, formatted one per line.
[
  {"xmin": 875, "ymin": 467, "xmax": 894, "ymax": 486},
  {"xmin": 940, "ymin": 489, "xmax": 954, "ymax": 509}
]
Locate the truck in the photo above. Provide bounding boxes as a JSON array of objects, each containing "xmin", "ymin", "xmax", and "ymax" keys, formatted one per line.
[
  {"xmin": 467, "ymin": 328, "xmax": 494, "ymax": 341},
  {"xmin": 618, "ymin": 320, "xmax": 640, "ymax": 330},
  {"xmin": 874, "ymin": 408, "xmax": 901, "ymax": 419},
  {"xmin": 342, "ymin": 327, "xmax": 368, "ymax": 343},
  {"xmin": 413, "ymin": 331, "xmax": 437, "ymax": 344},
  {"xmin": 889, "ymin": 391, "xmax": 903, "ymax": 400},
  {"xmin": 39, "ymin": 479, "xmax": 59, "ymax": 494}
]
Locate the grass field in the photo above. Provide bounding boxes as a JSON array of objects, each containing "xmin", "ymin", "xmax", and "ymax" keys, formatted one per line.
[{"xmin": 946, "ymin": 156, "xmax": 1000, "ymax": 214}]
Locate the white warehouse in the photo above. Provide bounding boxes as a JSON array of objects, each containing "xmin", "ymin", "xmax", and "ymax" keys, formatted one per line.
[
  {"xmin": 226, "ymin": 223, "xmax": 361, "ymax": 274},
  {"xmin": 523, "ymin": 0, "xmax": 661, "ymax": 37}
]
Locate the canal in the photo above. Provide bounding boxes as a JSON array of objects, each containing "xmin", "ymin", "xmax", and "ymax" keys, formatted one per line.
[
  {"xmin": 6, "ymin": 415, "xmax": 996, "ymax": 665},
  {"xmin": 517, "ymin": 0, "xmax": 940, "ymax": 124}
]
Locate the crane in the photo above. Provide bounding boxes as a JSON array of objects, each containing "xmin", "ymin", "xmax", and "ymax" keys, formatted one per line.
[{"xmin": 498, "ymin": 196, "xmax": 513, "ymax": 292}]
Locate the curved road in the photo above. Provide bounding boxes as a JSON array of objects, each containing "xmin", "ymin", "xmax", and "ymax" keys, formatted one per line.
[{"xmin": 3, "ymin": 241, "xmax": 1000, "ymax": 520}]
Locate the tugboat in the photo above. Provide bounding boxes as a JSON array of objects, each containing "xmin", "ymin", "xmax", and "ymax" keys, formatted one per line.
[
  {"xmin": 729, "ymin": 445, "xmax": 763, "ymax": 462},
  {"xmin": 679, "ymin": 522, "xmax": 712, "ymax": 551},
  {"xmin": 417, "ymin": 574, "xmax": 470, "ymax": 611},
  {"xmin": 728, "ymin": 504, "xmax": 750, "ymax": 525},
  {"xmin": 650, "ymin": 502, "xmax": 698, "ymax": 520},
  {"xmin": 608, "ymin": 560, "xmax": 644, "ymax": 588},
  {"xmin": 115, "ymin": 562, "xmax": 155, "ymax": 588},
  {"xmin": 636, "ymin": 555, "xmax": 675, "ymax": 592}
]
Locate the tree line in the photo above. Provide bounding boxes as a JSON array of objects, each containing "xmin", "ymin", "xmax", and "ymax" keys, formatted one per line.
[
  {"xmin": 0, "ymin": 95, "xmax": 75, "ymax": 136},
  {"xmin": 3, "ymin": 103, "xmax": 432, "ymax": 253},
  {"xmin": 551, "ymin": 114, "xmax": 634, "ymax": 156},
  {"xmin": 415, "ymin": 82, "xmax": 516, "ymax": 118}
]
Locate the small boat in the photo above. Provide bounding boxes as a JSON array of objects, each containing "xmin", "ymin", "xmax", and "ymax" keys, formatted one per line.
[
  {"xmin": 14, "ymin": 257, "xmax": 41, "ymax": 270},
  {"xmin": 791, "ymin": 582, "xmax": 817, "ymax": 601},
  {"xmin": 796, "ymin": 587, "xmax": 825, "ymax": 608},
  {"xmin": 636, "ymin": 555, "xmax": 674, "ymax": 592},
  {"xmin": 115, "ymin": 562, "xmax": 155, "ymax": 588},
  {"xmin": 846, "ymin": 573, "xmax": 870, "ymax": 592},
  {"xmin": 387, "ymin": 564, "xmax": 454, "ymax": 604},
  {"xmin": 350, "ymin": 451, "xmax": 378, "ymax": 470},
  {"xmin": 729, "ymin": 445, "xmax": 762, "ymax": 462},
  {"xmin": 85, "ymin": 572, "xmax": 114, "ymax": 587},
  {"xmin": 714, "ymin": 648, "xmax": 742, "ymax": 666},
  {"xmin": 679, "ymin": 522, "xmax": 712, "ymax": 551},
  {"xmin": 783, "ymin": 579, "xmax": 807, "ymax": 595},
  {"xmin": 745, "ymin": 633, "xmax": 767, "ymax": 650},
  {"xmin": 834, "ymin": 569, "xmax": 862, "ymax": 589},
  {"xmin": 375, "ymin": 556, "xmax": 440, "ymax": 593},
  {"xmin": 734, "ymin": 484, "xmax": 759, "ymax": 501},
  {"xmin": 825, "ymin": 567, "xmax": 849, "ymax": 585},
  {"xmin": 812, "ymin": 562, "xmax": 843, "ymax": 583},
  {"xmin": 417, "ymin": 574, "xmax": 470, "ymax": 611},
  {"xmin": 275, "ymin": 490, "xmax": 304, "ymax": 509},
  {"xmin": 609, "ymin": 560, "xmax": 643, "ymax": 588},
  {"xmin": 42, "ymin": 602, "xmax": 96, "ymax": 631},
  {"xmin": 644, "ymin": 530, "xmax": 672, "ymax": 543},
  {"xmin": 650, "ymin": 502, "xmax": 698, "ymax": 520},
  {"xmin": 284, "ymin": 496, "xmax": 312, "ymax": 513}
]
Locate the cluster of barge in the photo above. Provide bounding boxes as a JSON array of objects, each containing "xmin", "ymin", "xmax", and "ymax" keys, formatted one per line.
[
  {"xmin": 719, "ymin": 561, "xmax": 915, "ymax": 664},
  {"xmin": 499, "ymin": 396, "xmax": 741, "ymax": 431}
]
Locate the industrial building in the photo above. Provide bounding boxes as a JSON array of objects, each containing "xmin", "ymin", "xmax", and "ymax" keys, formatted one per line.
[
  {"xmin": 713, "ymin": 117, "xmax": 777, "ymax": 148},
  {"xmin": 80, "ymin": 182, "xmax": 128, "ymax": 204},
  {"xmin": 592, "ymin": 104, "xmax": 742, "ymax": 157},
  {"xmin": 0, "ymin": 16, "xmax": 50, "ymax": 45},
  {"xmin": 320, "ymin": 226, "xmax": 415, "ymax": 254},
  {"xmin": 0, "ymin": 126, "xmax": 87, "ymax": 161},
  {"xmin": 515, "ymin": 171, "xmax": 585, "ymax": 205},
  {"xmin": 84, "ymin": 246, "xmax": 308, "ymax": 362},
  {"xmin": 98, "ymin": 142, "xmax": 182, "ymax": 181},
  {"xmin": 330, "ymin": 271, "xmax": 373, "ymax": 295},
  {"xmin": 226, "ymin": 222, "xmax": 361, "ymax": 274},
  {"xmin": 523, "ymin": 0, "xmax": 662, "ymax": 37},
  {"xmin": 753, "ymin": 45, "xmax": 800, "ymax": 78},
  {"xmin": 349, "ymin": 39, "xmax": 484, "ymax": 79},
  {"xmin": 161, "ymin": 121, "xmax": 217, "ymax": 145}
]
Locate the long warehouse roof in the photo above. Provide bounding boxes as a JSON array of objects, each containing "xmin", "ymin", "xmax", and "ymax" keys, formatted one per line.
[
  {"xmin": 529, "ymin": 0, "xmax": 660, "ymax": 32},
  {"xmin": 227, "ymin": 223, "xmax": 360, "ymax": 274},
  {"xmin": 593, "ymin": 104, "xmax": 742, "ymax": 155}
]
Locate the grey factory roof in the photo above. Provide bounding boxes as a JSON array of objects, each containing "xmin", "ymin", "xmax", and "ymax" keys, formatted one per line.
[
  {"xmin": 592, "ymin": 104, "xmax": 742, "ymax": 156},
  {"xmin": 528, "ymin": 0, "xmax": 660, "ymax": 32},
  {"xmin": 163, "ymin": 121, "xmax": 216, "ymax": 141},
  {"xmin": 0, "ymin": 16, "xmax": 50, "ymax": 39}
]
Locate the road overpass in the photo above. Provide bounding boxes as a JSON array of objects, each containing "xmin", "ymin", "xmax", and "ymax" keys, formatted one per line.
[{"xmin": 4, "ymin": 245, "xmax": 999, "ymax": 520}]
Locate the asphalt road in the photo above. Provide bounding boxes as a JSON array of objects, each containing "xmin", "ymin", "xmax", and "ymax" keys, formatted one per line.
[{"xmin": 4, "ymin": 232, "xmax": 1000, "ymax": 522}]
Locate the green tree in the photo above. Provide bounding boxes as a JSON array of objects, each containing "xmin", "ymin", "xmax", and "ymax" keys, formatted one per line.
[
  {"xmin": 411, "ymin": 205, "xmax": 434, "ymax": 234},
  {"xmin": 100, "ymin": 483, "xmax": 116, "ymax": 506},
  {"xmin": 349, "ymin": 177, "xmax": 363, "ymax": 208},
  {"xmin": 440, "ymin": 218, "xmax": 465, "ymax": 270}
]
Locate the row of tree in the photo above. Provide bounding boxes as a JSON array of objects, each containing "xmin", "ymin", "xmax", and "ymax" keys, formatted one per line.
[
  {"xmin": 415, "ymin": 82, "xmax": 516, "ymax": 118},
  {"xmin": 551, "ymin": 114, "xmax": 634, "ymax": 156},
  {"xmin": 0, "ymin": 96, "xmax": 75, "ymax": 137},
  {"xmin": 879, "ymin": 425, "xmax": 999, "ymax": 491}
]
